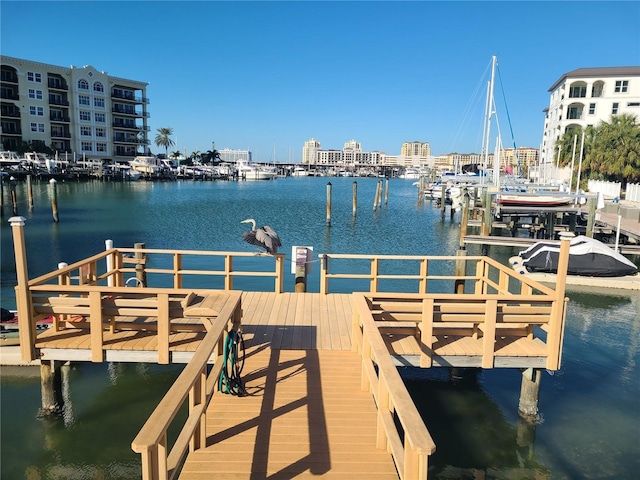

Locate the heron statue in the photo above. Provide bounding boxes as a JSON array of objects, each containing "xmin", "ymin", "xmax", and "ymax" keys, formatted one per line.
[{"xmin": 240, "ymin": 218, "xmax": 282, "ymax": 255}]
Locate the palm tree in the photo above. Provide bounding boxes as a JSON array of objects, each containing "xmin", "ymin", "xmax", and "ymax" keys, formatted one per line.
[
  {"xmin": 190, "ymin": 150, "xmax": 201, "ymax": 164},
  {"xmin": 154, "ymin": 127, "xmax": 175, "ymax": 159},
  {"xmin": 555, "ymin": 114, "xmax": 640, "ymax": 188}
]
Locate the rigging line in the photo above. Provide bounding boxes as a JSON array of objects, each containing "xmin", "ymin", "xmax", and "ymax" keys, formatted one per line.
[
  {"xmin": 446, "ymin": 59, "xmax": 493, "ymax": 153},
  {"xmin": 496, "ymin": 64, "xmax": 522, "ymax": 176}
]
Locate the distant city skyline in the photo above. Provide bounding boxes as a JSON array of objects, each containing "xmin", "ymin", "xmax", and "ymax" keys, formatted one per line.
[{"xmin": 1, "ymin": 1, "xmax": 638, "ymax": 162}]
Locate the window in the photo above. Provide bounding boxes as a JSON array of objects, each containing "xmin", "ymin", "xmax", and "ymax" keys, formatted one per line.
[
  {"xmin": 29, "ymin": 106, "xmax": 44, "ymax": 116},
  {"xmin": 612, "ymin": 103, "xmax": 619, "ymax": 114},
  {"xmin": 614, "ymin": 81, "xmax": 628, "ymax": 93},
  {"xmin": 628, "ymin": 102, "xmax": 640, "ymax": 107},
  {"xmin": 95, "ymin": 127, "xmax": 106, "ymax": 138},
  {"xmin": 28, "ymin": 89, "xmax": 43, "ymax": 100},
  {"xmin": 27, "ymin": 71, "xmax": 42, "ymax": 83},
  {"xmin": 81, "ymin": 141, "xmax": 93, "ymax": 152},
  {"xmin": 567, "ymin": 105, "xmax": 583, "ymax": 120},
  {"xmin": 93, "ymin": 82, "xmax": 104, "ymax": 93},
  {"xmin": 78, "ymin": 94, "xmax": 90, "ymax": 106},
  {"xmin": 30, "ymin": 122, "xmax": 45, "ymax": 133},
  {"xmin": 96, "ymin": 143, "xmax": 107, "ymax": 153},
  {"xmin": 588, "ymin": 103, "xmax": 596, "ymax": 115},
  {"xmin": 81, "ymin": 126, "xmax": 92, "ymax": 136},
  {"xmin": 78, "ymin": 79, "xmax": 89, "ymax": 90},
  {"xmin": 79, "ymin": 110, "xmax": 91, "ymax": 121},
  {"xmin": 95, "ymin": 112, "xmax": 105, "ymax": 123},
  {"xmin": 94, "ymin": 97, "xmax": 105, "ymax": 108}
]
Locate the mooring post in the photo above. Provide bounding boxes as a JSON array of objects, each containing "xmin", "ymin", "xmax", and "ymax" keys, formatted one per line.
[
  {"xmin": 518, "ymin": 367, "xmax": 542, "ymax": 419},
  {"xmin": 326, "ymin": 182, "xmax": 332, "ymax": 227},
  {"xmin": 27, "ymin": 175, "xmax": 34, "ymax": 210},
  {"xmin": 39, "ymin": 360, "xmax": 64, "ymax": 417},
  {"xmin": 440, "ymin": 184, "xmax": 446, "ymax": 220},
  {"xmin": 10, "ymin": 177, "xmax": 18, "ymax": 215},
  {"xmin": 49, "ymin": 178, "xmax": 59, "ymax": 222},
  {"xmin": 352, "ymin": 181, "xmax": 357, "ymax": 217},
  {"xmin": 585, "ymin": 196, "xmax": 596, "ymax": 238},
  {"xmin": 384, "ymin": 178, "xmax": 389, "ymax": 206}
]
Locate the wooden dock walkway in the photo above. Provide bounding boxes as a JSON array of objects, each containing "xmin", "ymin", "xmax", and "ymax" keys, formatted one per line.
[{"xmin": 180, "ymin": 347, "xmax": 398, "ymax": 480}]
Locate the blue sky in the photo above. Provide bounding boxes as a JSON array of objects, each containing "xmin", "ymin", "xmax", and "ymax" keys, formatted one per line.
[{"xmin": 2, "ymin": 1, "xmax": 639, "ymax": 162}]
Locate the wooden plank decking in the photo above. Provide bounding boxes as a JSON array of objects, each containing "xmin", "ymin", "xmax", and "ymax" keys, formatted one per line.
[{"xmin": 179, "ymin": 347, "xmax": 398, "ymax": 480}]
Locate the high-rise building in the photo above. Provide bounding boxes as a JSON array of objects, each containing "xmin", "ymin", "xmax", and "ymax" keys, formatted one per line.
[
  {"xmin": 541, "ymin": 66, "xmax": 640, "ymax": 166},
  {"xmin": 401, "ymin": 141, "xmax": 430, "ymax": 157},
  {"xmin": 1, "ymin": 55, "xmax": 150, "ymax": 160},
  {"xmin": 301, "ymin": 138, "xmax": 321, "ymax": 164}
]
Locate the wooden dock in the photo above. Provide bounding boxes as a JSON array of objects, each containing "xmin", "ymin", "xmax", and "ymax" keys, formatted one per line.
[{"xmin": 6, "ymin": 217, "xmax": 576, "ymax": 480}]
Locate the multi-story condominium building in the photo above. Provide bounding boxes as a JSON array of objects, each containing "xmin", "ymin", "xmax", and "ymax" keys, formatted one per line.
[
  {"xmin": 401, "ymin": 141, "xmax": 431, "ymax": 157},
  {"xmin": 0, "ymin": 55, "xmax": 150, "ymax": 160},
  {"xmin": 301, "ymin": 138, "xmax": 321, "ymax": 164},
  {"xmin": 500, "ymin": 147, "xmax": 539, "ymax": 174},
  {"xmin": 541, "ymin": 66, "xmax": 640, "ymax": 166},
  {"xmin": 218, "ymin": 148, "xmax": 251, "ymax": 163}
]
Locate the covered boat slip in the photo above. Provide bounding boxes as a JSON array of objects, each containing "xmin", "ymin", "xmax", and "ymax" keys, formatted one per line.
[{"xmin": 7, "ymin": 219, "xmax": 572, "ymax": 479}]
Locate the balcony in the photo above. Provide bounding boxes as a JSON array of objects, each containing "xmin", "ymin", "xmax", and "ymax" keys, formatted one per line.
[
  {"xmin": 111, "ymin": 90, "xmax": 149, "ymax": 104},
  {"xmin": 1, "ymin": 90, "xmax": 19, "ymax": 100},
  {"xmin": 49, "ymin": 97, "xmax": 70, "ymax": 106},
  {"xmin": 1, "ymin": 108, "xmax": 20, "ymax": 118},
  {"xmin": 1, "ymin": 70, "xmax": 18, "ymax": 83},
  {"xmin": 50, "ymin": 114, "xmax": 71, "ymax": 123},
  {"xmin": 48, "ymin": 78, "xmax": 68, "ymax": 90},
  {"xmin": 51, "ymin": 130, "xmax": 71, "ymax": 138}
]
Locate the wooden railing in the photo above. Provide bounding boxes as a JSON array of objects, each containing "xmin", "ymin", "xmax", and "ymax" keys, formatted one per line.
[
  {"xmin": 318, "ymin": 253, "xmax": 557, "ymax": 297},
  {"xmin": 352, "ymin": 292, "xmax": 436, "ymax": 479},
  {"xmin": 26, "ymin": 247, "xmax": 285, "ymax": 292},
  {"xmin": 131, "ymin": 291, "xmax": 242, "ymax": 480},
  {"xmin": 357, "ymin": 292, "xmax": 567, "ymax": 370}
]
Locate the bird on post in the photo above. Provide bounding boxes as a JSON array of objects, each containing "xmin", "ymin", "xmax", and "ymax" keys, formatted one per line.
[{"xmin": 240, "ymin": 218, "xmax": 281, "ymax": 255}]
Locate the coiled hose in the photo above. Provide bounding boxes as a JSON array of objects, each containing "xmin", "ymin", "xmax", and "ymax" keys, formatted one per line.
[{"xmin": 218, "ymin": 330, "xmax": 246, "ymax": 396}]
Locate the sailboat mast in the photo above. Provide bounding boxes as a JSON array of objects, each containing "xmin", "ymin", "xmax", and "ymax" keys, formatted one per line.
[{"xmin": 482, "ymin": 56, "xmax": 497, "ymax": 182}]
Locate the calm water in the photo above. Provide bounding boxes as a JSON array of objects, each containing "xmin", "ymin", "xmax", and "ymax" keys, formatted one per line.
[{"xmin": 1, "ymin": 177, "xmax": 638, "ymax": 479}]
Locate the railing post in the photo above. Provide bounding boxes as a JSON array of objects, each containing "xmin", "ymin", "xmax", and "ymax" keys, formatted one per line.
[
  {"xmin": 369, "ymin": 258, "xmax": 379, "ymax": 293},
  {"xmin": 275, "ymin": 254, "xmax": 285, "ymax": 293},
  {"xmin": 9, "ymin": 216, "xmax": 36, "ymax": 361},
  {"xmin": 135, "ymin": 242, "xmax": 147, "ymax": 287},
  {"xmin": 174, "ymin": 253, "xmax": 183, "ymax": 289},
  {"xmin": 224, "ymin": 255, "xmax": 233, "ymax": 290},
  {"xmin": 89, "ymin": 291, "xmax": 104, "ymax": 362},
  {"xmin": 105, "ymin": 239, "xmax": 114, "ymax": 286},
  {"xmin": 546, "ymin": 232, "xmax": 573, "ymax": 370},
  {"xmin": 319, "ymin": 255, "xmax": 328, "ymax": 295}
]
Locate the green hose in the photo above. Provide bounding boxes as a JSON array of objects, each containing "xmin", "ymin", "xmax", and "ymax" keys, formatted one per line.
[{"xmin": 218, "ymin": 330, "xmax": 246, "ymax": 396}]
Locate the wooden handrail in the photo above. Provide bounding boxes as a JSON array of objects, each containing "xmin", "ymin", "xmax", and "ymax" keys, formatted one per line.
[
  {"xmin": 131, "ymin": 290, "xmax": 242, "ymax": 480},
  {"xmin": 352, "ymin": 293, "xmax": 436, "ymax": 479},
  {"xmin": 319, "ymin": 253, "xmax": 556, "ymax": 296}
]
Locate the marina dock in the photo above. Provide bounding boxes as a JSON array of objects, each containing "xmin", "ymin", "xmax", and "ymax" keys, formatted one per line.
[{"xmin": 5, "ymin": 218, "xmax": 574, "ymax": 479}]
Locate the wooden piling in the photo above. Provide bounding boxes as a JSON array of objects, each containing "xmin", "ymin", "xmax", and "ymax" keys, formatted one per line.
[
  {"xmin": 384, "ymin": 179, "xmax": 389, "ymax": 206},
  {"xmin": 518, "ymin": 367, "xmax": 542, "ymax": 419},
  {"xmin": 49, "ymin": 179, "xmax": 59, "ymax": 222},
  {"xmin": 10, "ymin": 178, "xmax": 18, "ymax": 215},
  {"xmin": 373, "ymin": 182, "xmax": 379, "ymax": 211},
  {"xmin": 326, "ymin": 182, "xmax": 332, "ymax": 226},
  {"xmin": 27, "ymin": 175, "xmax": 34, "ymax": 210},
  {"xmin": 0, "ymin": 176, "xmax": 4, "ymax": 217},
  {"xmin": 440, "ymin": 184, "xmax": 446, "ymax": 220},
  {"xmin": 586, "ymin": 197, "xmax": 596, "ymax": 238},
  {"xmin": 352, "ymin": 181, "xmax": 357, "ymax": 217},
  {"xmin": 39, "ymin": 360, "xmax": 64, "ymax": 416}
]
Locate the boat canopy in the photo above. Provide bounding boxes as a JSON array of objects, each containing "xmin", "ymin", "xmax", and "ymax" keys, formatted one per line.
[{"xmin": 518, "ymin": 236, "xmax": 638, "ymax": 277}]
